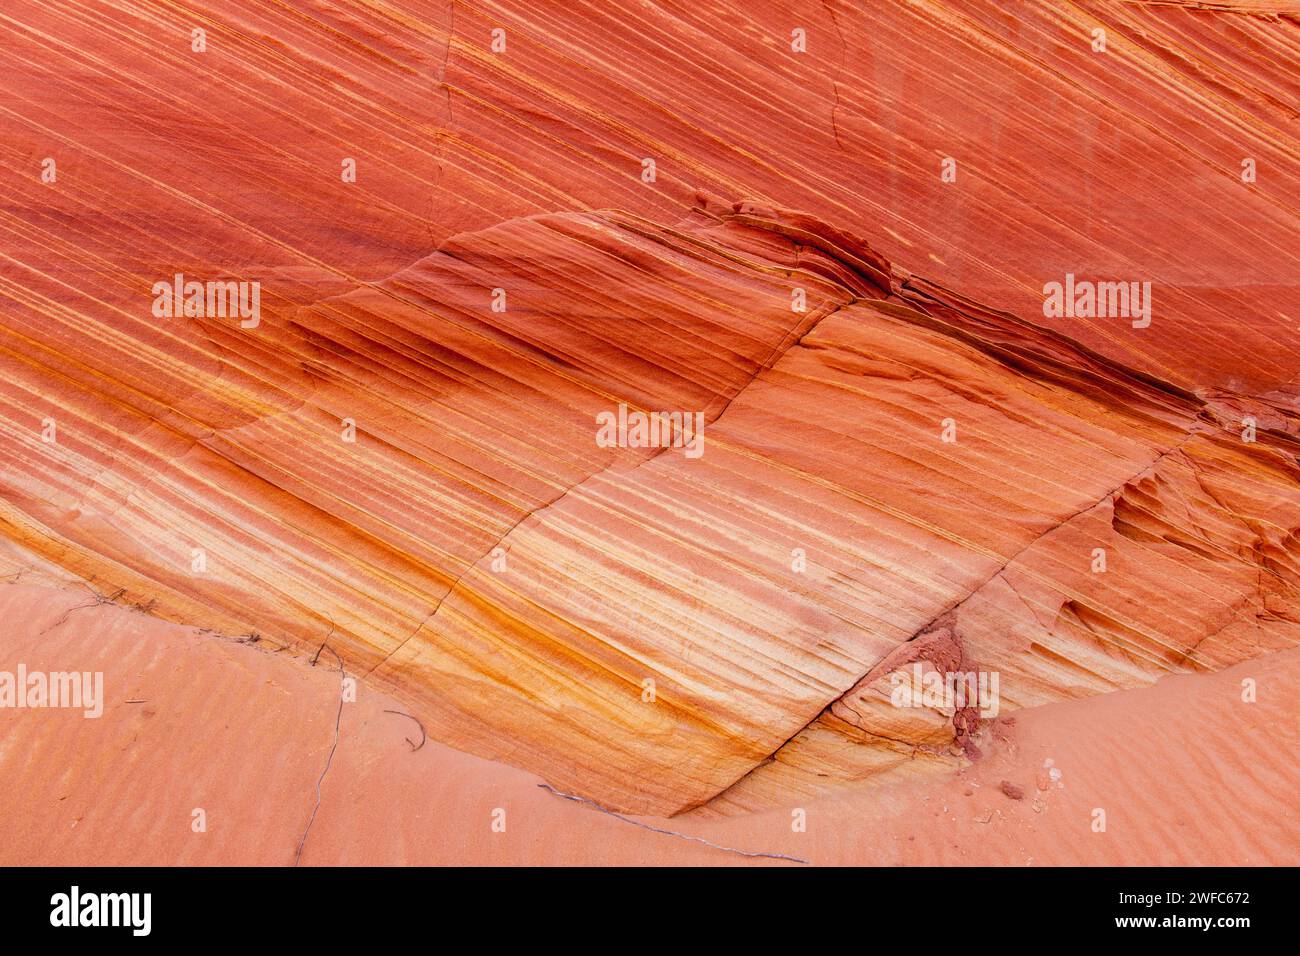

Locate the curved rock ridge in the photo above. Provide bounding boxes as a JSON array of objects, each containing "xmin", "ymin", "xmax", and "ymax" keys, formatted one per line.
[
  {"xmin": 2, "ymin": 559, "xmax": 1296, "ymax": 865},
  {"xmin": 4, "ymin": 197, "xmax": 1298, "ymax": 814}
]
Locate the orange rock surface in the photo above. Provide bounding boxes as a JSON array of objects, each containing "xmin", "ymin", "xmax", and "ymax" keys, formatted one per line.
[
  {"xmin": 1, "ymin": 565, "xmax": 1295, "ymax": 865},
  {"xmin": 1, "ymin": 0, "xmax": 1298, "ymax": 856}
]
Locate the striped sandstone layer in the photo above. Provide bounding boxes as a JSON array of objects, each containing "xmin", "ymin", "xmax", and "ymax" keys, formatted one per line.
[
  {"xmin": 4, "ymin": 199, "xmax": 1297, "ymax": 814},
  {"xmin": 1, "ymin": 1, "xmax": 1298, "ymax": 817}
]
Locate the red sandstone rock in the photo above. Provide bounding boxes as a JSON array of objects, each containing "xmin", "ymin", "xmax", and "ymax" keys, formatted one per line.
[{"xmin": 0, "ymin": 0, "xmax": 1298, "ymax": 856}]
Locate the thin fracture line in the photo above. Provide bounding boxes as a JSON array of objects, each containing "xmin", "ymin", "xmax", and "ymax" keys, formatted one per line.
[
  {"xmin": 536, "ymin": 783, "xmax": 809, "ymax": 864},
  {"xmin": 294, "ymin": 638, "xmax": 345, "ymax": 866}
]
